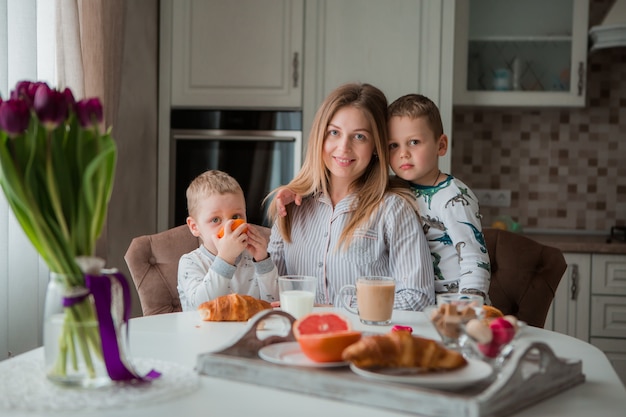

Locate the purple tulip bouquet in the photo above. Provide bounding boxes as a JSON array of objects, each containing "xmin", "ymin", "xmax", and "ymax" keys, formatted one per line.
[
  {"xmin": 0, "ymin": 80, "xmax": 115, "ymax": 383},
  {"xmin": 0, "ymin": 81, "xmax": 114, "ymax": 278}
]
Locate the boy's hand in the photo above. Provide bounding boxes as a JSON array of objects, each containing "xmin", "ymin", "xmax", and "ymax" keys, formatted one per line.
[
  {"xmin": 246, "ymin": 224, "xmax": 270, "ymax": 262},
  {"xmin": 213, "ymin": 220, "xmax": 248, "ymax": 265},
  {"xmin": 275, "ymin": 187, "xmax": 302, "ymax": 217}
]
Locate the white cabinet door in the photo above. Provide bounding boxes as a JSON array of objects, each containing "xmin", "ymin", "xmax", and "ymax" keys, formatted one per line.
[
  {"xmin": 545, "ymin": 253, "xmax": 590, "ymax": 341},
  {"xmin": 453, "ymin": 0, "xmax": 589, "ymax": 107},
  {"xmin": 302, "ymin": 0, "xmax": 454, "ymax": 172},
  {"xmin": 170, "ymin": 0, "xmax": 304, "ymax": 109},
  {"xmin": 589, "ymin": 254, "xmax": 626, "ymax": 382}
]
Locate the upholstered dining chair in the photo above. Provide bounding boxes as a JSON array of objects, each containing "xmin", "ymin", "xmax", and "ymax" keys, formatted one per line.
[
  {"xmin": 124, "ymin": 225, "xmax": 200, "ymax": 316},
  {"xmin": 483, "ymin": 228, "xmax": 567, "ymax": 328}
]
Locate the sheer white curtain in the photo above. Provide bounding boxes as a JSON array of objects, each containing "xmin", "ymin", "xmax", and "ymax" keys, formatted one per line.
[{"xmin": 0, "ymin": 0, "xmax": 56, "ymax": 359}]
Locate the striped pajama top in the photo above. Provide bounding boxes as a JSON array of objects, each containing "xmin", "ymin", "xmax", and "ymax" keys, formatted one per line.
[{"xmin": 268, "ymin": 192, "xmax": 435, "ymax": 311}]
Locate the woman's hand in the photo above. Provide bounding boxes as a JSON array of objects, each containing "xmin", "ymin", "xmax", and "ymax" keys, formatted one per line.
[{"xmin": 275, "ymin": 187, "xmax": 302, "ymax": 217}]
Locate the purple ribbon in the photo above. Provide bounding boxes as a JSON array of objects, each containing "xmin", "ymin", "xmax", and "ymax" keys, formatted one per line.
[{"xmin": 64, "ymin": 272, "xmax": 161, "ymax": 382}]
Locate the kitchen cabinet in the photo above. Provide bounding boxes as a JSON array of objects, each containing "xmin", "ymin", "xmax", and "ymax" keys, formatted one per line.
[
  {"xmin": 589, "ymin": 254, "xmax": 626, "ymax": 385},
  {"xmin": 302, "ymin": 0, "xmax": 454, "ymax": 172},
  {"xmin": 453, "ymin": 0, "xmax": 589, "ymax": 107},
  {"xmin": 169, "ymin": 0, "xmax": 304, "ymax": 109},
  {"xmin": 545, "ymin": 253, "xmax": 591, "ymax": 342},
  {"xmin": 545, "ymin": 253, "xmax": 626, "ymax": 385}
]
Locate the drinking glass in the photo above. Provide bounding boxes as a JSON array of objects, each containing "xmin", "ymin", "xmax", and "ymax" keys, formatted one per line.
[
  {"xmin": 278, "ymin": 275, "xmax": 317, "ymax": 319},
  {"xmin": 337, "ymin": 276, "xmax": 395, "ymax": 325}
]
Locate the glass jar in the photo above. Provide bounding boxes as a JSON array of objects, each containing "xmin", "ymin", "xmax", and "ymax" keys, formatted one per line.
[{"xmin": 43, "ymin": 273, "xmax": 110, "ymax": 388}]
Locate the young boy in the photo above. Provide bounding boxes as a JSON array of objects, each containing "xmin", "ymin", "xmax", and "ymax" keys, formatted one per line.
[
  {"xmin": 387, "ymin": 94, "xmax": 490, "ymax": 299},
  {"xmin": 177, "ymin": 170, "xmax": 278, "ymax": 311}
]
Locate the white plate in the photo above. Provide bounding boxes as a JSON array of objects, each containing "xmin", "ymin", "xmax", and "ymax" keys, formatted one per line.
[
  {"xmin": 258, "ymin": 342, "xmax": 348, "ymax": 368},
  {"xmin": 349, "ymin": 358, "xmax": 493, "ymax": 389}
]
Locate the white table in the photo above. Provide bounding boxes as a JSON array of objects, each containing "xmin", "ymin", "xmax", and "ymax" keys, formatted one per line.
[{"xmin": 2, "ymin": 308, "xmax": 625, "ymax": 417}]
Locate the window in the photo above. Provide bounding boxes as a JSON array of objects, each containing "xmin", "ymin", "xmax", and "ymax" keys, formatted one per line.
[{"xmin": 0, "ymin": 0, "xmax": 57, "ymax": 359}]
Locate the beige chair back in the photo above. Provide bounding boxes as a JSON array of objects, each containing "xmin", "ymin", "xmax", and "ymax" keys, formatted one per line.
[{"xmin": 124, "ymin": 225, "xmax": 199, "ymax": 316}]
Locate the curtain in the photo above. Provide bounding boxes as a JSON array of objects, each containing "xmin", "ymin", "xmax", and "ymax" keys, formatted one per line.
[
  {"xmin": 0, "ymin": 0, "xmax": 57, "ymax": 359},
  {"xmin": 55, "ymin": 0, "xmax": 127, "ymax": 259}
]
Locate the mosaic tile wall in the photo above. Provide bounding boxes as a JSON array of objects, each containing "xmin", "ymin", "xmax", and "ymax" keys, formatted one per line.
[{"xmin": 451, "ymin": 0, "xmax": 626, "ymax": 233}]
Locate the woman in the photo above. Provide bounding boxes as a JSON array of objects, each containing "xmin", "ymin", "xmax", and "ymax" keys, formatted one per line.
[{"xmin": 266, "ymin": 82, "xmax": 434, "ymax": 311}]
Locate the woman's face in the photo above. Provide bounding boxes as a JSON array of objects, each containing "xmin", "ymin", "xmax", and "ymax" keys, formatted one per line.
[{"xmin": 322, "ymin": 106, "xmax": 376, "ymax": 190}]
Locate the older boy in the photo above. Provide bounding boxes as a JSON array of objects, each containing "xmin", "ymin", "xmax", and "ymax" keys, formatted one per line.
[
  {"xmin": 388, "ymin": 94, "xmax": 490, "ymax": 299},
  {"xmin": 177, "ymin": 170, "xmax": 278, "ymax": 311}
]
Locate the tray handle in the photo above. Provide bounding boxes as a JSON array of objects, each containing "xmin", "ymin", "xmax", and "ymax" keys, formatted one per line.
[
  {"xmin": 213, "ymin": 309, "xmax": 297, "ymax": 358},
  {"xmin": 476, "ymin": 339, "xmax": 584, "ymax": 415}
]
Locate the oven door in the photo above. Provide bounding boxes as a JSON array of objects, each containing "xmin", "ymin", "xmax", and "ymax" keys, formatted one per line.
[{"xmin": 171, "ymin": 129, "xmax": 302, "ymax": 227}]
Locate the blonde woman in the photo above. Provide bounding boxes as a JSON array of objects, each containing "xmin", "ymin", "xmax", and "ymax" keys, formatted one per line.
[{"xmin": 266, "ymin": 83, "xmax": 434, "ymax": 311}]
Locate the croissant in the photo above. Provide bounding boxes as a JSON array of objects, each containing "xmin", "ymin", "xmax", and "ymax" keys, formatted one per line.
[
  {"xmin": 198, "ymin": 293, "xmax": 272, "ymax": 321},
  {"xmin": 342, "ymin": 330, "xmax": 467, "ymax": 371}
]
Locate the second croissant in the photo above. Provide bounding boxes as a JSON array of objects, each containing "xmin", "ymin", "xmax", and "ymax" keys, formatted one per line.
[{"xmin": 342, "ymin": 330, "xmax": 467, "ymax": 371}]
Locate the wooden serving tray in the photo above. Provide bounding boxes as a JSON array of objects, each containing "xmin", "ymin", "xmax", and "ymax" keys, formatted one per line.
[{"xmin": 195, "ymin": 310, "xmax": 585, "ymax": 417}]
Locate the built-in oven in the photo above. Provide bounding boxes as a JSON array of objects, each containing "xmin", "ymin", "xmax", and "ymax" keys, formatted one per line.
[{"xmin": 170, "ymin": 110, "xmax": 302, "ymax": 228}]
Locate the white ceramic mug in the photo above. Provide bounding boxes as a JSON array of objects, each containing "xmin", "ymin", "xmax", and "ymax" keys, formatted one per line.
[
  {"xmin": 278, "ymin": 275, "xmax": 317, "ymax": 319},
  {"xmin": 337, "ymin": 276, "xmax": 395, "ymax": 325}
]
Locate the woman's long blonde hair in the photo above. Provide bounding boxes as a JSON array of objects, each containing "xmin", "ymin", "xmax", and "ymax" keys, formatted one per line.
[{"xmin": 266, "ymin": 82, "xmax": 416, "ymax": 247}]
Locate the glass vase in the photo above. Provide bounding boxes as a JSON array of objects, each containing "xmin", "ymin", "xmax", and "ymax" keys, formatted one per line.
[{"xmin": 43, "ymin": 273, "xmax": 111, "ymax": 388}]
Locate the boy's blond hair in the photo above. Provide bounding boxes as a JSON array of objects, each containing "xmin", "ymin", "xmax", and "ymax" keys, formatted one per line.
[
  {"xmin": 186, "ymin": 170, "xmax": 243, "ymax": 217},
  {"xmin": 388, "ymin": 94, "xmax": 444, "ymax": 138}
]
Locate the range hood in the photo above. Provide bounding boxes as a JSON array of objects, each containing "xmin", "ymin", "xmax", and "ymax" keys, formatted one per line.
[{"xmin": 589, "ymin": 0, "xmax": 626, "ymax": 52}]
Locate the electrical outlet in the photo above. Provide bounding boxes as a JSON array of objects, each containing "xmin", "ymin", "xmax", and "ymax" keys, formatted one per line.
[{"xmin": 474, "ymin": 189, "xmax": 511, "ymax": 207}]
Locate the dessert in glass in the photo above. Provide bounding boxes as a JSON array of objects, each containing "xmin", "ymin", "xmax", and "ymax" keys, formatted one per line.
[{"xmin": 425, "ymin": 293, "xmax": 484, "ymax": 350}]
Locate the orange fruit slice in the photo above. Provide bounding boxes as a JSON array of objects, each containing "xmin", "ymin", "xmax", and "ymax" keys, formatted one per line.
[
  {"xmin": 217, "ymin": 219, "xmax": 247, "ymax": 238},
  {"xmin": 482, "ymin": 305, "xmax": 504, "ymax": 320},
  {"xmin": 292, "ymin": 312, "xmax": 362, "ymax": 363}
]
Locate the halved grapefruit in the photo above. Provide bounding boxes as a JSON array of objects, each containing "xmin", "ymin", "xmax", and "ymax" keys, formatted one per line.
[{"xmin": 292, "ymin": 312, "xmax": 362, "ymax": 363}]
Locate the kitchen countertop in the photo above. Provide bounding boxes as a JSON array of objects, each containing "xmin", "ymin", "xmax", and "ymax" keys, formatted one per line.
[{"xmin": 521, "ymin": 232, "xmax": 626, "ymax": 255}]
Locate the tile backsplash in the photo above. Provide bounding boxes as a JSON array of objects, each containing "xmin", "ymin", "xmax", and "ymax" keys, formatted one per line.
[{"xmin": 451, "ymin": 0, "xmax": 625, "ymax": 234}]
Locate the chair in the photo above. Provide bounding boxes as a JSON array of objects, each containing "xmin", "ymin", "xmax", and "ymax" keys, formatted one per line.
[
  {"xmin": 483, "ymin": 228, "xmax": 567, "ymax": 328},
  {"xmin": 124, "ymin": 225, "xmax": 200, "ymax": 316}
]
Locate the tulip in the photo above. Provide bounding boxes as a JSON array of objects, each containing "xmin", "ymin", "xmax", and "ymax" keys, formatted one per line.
[
  {"xmin": 11, "ymin": 80, "xmax": 47, "ymax": 106},
  {"xmin": 76, "ymin": 98, "xmax": 103, "ymax": 128},
  {"xmin": 0, "ymin": 99, "xmax": 31, "ymax": 136},
  {"xmin": 63, "ymin": 88, "xmax": 76, "ymax": 113},
  {"xmin": 33, "ymin": 84, "xmax": 69, "ymax": 129}
]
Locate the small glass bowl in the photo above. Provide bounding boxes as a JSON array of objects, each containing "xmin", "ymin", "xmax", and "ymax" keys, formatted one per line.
[
  {"xmin": 462, "ymin": 316, "xmax": 526, "ymax": 368},
  {"xmin": 425, "ymin": 294, "xmax": 484, "ymax": 350}
]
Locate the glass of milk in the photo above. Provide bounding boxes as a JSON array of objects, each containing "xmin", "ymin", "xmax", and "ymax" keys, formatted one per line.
[{"xmin": 278, "ymin": 275, "xmax": 317, "ymax": 319}]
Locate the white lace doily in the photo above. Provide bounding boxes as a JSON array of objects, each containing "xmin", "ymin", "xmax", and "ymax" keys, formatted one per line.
[{"xmin": 0, "ymin": 357, "xmax": 201, "ymax": 412}]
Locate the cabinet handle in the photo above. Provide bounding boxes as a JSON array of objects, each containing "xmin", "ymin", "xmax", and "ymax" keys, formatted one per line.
[
  {"xmin": 570, "ymin": 264, "xmax": 579, "ymax": 301},
  {"xmin": 292, "ymin": 52, "xmax": 299, "ymax": 88},
  {"xmin": 577, "ymin": 62, "xmax": 584, "ymax": 96}
]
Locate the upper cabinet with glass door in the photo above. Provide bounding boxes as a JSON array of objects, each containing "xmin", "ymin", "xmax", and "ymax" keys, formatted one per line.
[{"xmin": 453, "ymin": 0, "xmax": 589, "ymax": 107}]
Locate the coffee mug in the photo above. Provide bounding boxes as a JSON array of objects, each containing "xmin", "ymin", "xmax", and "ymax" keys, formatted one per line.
[
  {"xmin": 337, "ymin": 276, "xmax": 395, "ymax": 325},
  {"xmin": 278, "ymin": 275, "xmax": 317, "ymax": 319}
]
